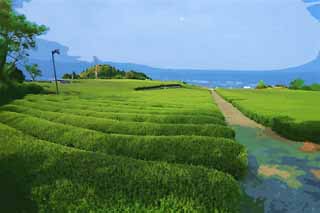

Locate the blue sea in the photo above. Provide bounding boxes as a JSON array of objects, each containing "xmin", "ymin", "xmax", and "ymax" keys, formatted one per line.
[{"xmin": 149, "ymin": 69, "xmax": 320, "ymax": 88}]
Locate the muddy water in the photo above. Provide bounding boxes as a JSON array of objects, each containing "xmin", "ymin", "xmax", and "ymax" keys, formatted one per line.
[{"xmin": 211, "ymin": 91, "xmax": 320, "ymax": 212}]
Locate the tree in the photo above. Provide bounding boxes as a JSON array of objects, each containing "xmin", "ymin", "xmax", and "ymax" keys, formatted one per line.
[
  {"xmin": 62, "ymin": 73, "xmax": 72, "ymax": 79},
  {"xmin": 0, "ymin": 0, "xmax": 47, "ymax": 81},
  {"xmin": 25, "ymin": 64, "xmax": 41, "ymax": 81},
  {"xmin": 289, "ymin": 78, "xmax": 304, "ymax": 90},
  {"xmin": 256, "ymin": 80, "xmax": 267, "ymax": 89},
  {"xmin": 4, "ymin": 63, "xmax": 25, "ymax": 82},
  {"xmin": 62, "ymin": 72, "xmax": 80, "ymax": 79},
  {"xmin": 310, "ymin": 83, "xmax": 320, "ymax": 91}
]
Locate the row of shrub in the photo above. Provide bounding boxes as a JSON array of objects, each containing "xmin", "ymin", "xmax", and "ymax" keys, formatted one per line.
[
  {"xmin": 0, "ymin": 123, "xmax": 241, "ymax": 212},
  {"xmin": 2, "ymin": 105, "xmax": 233, "ymax": 137},
  {"xmin": 0, "ymin": 82, "xmax": 43, "ymax": 106},
  {"xmin": 26, "ymin": 94, "xmax": 220, "ymax": 111},
  {"xmin": 8, "ymin": 101, "xmax": 226, "ymax": 125},
  {"xmin": 18, "ymin": 96, "xmax": 223, "ymax": 118},
  {"xmin": 23, "ymin": 90, "xmax": 219, "ymax": 113},
  {"xmin": 40, "ymin": 98, "xmax": 223, "ymax": 117},
  {"xmin": 134, "ymin": 84, "xmax": 183, "ymax": 90},
  {"xmin": 217, "ymin": 91, "xmax": 320, "ymax": 144},
  {"xmin": 272, "ymin": 117, "xmax": 320, "ymax": 143},
  {"xmin": 0, "ymin": 110, "xmax": 247, "ymax": 178}
]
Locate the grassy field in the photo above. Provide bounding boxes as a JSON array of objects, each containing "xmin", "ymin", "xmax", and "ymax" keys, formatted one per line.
[
  {"xmin": 217, "ymin": 88, "xmax": 320, "ymax": 143},
  {"xmin": 0, "ymin": 80, "xmax": 247, "ymax": 212}
]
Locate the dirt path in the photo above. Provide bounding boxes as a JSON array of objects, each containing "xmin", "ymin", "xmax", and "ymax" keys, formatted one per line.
[
  {"xmin": 211, "ymin": 90, "xmax": 263, "ymax": 128},
  {"xmin": 211, "ymin": 90, "xmax": 294, "ymax": 143}
]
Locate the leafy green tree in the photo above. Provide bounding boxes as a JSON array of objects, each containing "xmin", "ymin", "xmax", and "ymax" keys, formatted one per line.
[
  {"xmin": 62, "ymin": 73, "xmax": 72, "ymax": 79},
  {"xmin": 0, "ymin": 0, "xmax": 47, "ymax": 81},
  {"xmin": 25, "ymin": 64, "xmax": 41, "ymax": 81},
  {"xmin": 62, "ymin": 72, "xmax": 80, "ymax": 79},
  {"xmin": 4, "ymin": 64, "xmax": 25, "ymax": 82},
  {"xmin": 289, "ymin": 78, "xmax": 304, "ymax": 90},
  {"xmin": 79, "ymin": 64, "xmax": 150, "ymax": 80},
  {"xmin": 310, "ymin": 83, "xmax": 320, "ymax": 91},
  {"xmin": 72, "ymin": 72, "xmax": 80, "ymax": 79},
  {"xmin": 256, "ymin": 80, "xmax": 267, "ymax": 89}
]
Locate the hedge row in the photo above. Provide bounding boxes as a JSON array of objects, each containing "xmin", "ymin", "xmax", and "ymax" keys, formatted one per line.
[
  {"xmin": 0, "ymin": 123, "xmax": 241, "ymax": 212},
  {"xmin": 217, "ymin": 92, "xmax": 320, "ymax": 144},
  {"xmin": 0, "ymin": 111, "xmax": 247, "ymax": 178},
  {"xmin": 25, "ymin": 95, "xmax": 194, "ymax": 109},
  {"xmin": 0, "ymin": 82, "xmax": 43, "ymax": 106},
  {"xmin": 3, "ymin": 105, "xmax": 233, "ymax": 137},
  {"xmin": 272, "ymin": 117, "xmax": 320, "ymax": 143},
  {"xmin": 22, "ymin": 98, "xmax": 224, "ymax": 118},
  {"xmin": 134, "ymin": 84, "xmax": 183, "ymax": 90},
  {"xmin": 8, "ymin": 101, "xmax": 226, "ymax": 125}
]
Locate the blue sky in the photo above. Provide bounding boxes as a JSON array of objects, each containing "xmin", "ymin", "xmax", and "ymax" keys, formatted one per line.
[{"xmin": 17, "ymin": 0, "xmax": 320, "ymax": 70}]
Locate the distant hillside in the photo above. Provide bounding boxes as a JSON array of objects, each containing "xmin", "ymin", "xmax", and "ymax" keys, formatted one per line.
[{"xmin": 64, "ymin": 64, "xmax": 150, "ymax": 80}]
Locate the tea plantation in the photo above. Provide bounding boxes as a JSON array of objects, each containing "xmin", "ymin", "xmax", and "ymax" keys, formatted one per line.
[
  {"xmin": 0, "ymin": 80, "xmax": 247, "ymax": 212},
  {"xmin": 217, "ymin": 88, "xmax": 320, "ymax": 144}
]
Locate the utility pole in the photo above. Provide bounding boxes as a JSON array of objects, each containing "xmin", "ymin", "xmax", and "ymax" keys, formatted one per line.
[{"xmin": 51, "ymin": 49, "xmax": 60, "ymax": 95}]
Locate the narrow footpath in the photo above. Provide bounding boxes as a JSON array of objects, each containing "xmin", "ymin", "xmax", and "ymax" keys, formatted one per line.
[
  {"xmin": 211, "ymin": 90, "xmax": 320, "ymax": 213},
  {"xmin": 211, "ymin": 90, "xmax": 263, "ymax": 128}
]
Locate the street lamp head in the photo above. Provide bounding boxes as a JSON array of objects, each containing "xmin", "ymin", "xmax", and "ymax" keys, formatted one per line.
[{"xmin": 52, "ymin": 49, "xmax": 60, "ymax": 55}]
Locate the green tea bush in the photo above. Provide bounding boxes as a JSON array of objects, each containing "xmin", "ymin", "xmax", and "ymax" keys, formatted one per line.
[
  {"xmin": 134, "ymin": 84, "xmax": 182, "ymax": 90},
  {"xmin": 23, "ymin": 97, "xmax": 224, "ymax": 117},
  {"xmin": 272, "ymin": 117, "xmax": 320, "ymax": 143},
  {"xmin": 3, "ymin": 106, "xmax": 233, "ymax": 137},
  {"xmin": 0, "ymin": 110, "xmax": 247, "ymax": 178},
  {"xmin": 9, "ymin": 100, "xmax": 226, "ymax": 125},
  {"xmin": 0, "ymin": 82, "xmax": 43, "ymax": 106},
  {"xmin": 0, "ymin": 123, "xmax": 241, "ymax": 212}
]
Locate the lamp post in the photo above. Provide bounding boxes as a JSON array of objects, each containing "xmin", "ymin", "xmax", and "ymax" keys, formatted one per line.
[{"xmin": 51, "ymin": 49, "xmax": 60, "ymax": 94}]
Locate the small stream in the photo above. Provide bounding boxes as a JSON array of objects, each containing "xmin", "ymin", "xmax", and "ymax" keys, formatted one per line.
[{"xmin": 236, "ymin": 126, "xmax": 320, "ymax": 213}]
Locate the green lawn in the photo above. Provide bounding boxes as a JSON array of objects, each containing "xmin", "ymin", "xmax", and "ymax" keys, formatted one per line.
[
  {"xmin": 217, "ymin": 88, "xmax": 320, "ymax": 143},
  {"xmin": 0, "ymin": 80, "xmax": 247, "ymax": 212}
]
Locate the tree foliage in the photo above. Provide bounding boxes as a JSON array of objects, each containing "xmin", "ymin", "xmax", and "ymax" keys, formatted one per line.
[
  {"xmin": 256, "ymin": 80, "xmax": 267, "ymax": 89},
  {"xmin": 0, "ymin": 0, "xmax": 47, "ymax": 81},
  {"xmin": 78, "ymin": 64, "xmax": 150, "ymax": 80},
  {"xmin": 289, "ymin": 78, "xmax": 304, "ymax": 90},
  {"xmin": 4, "ymin": 63, "xmax": 25, "ymax": 82},
  {"xmin": 62, "ymin": 72, "xmax": 80, "ymax": 80},
  {"xmin": 25, "ymin": 64, "xmax": 41, "ymax": 81}
]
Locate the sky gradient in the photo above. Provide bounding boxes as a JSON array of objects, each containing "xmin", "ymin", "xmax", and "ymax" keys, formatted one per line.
[{"xmin": 17, "ymin": 0, "xmax": 320, "ymax": 70}]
